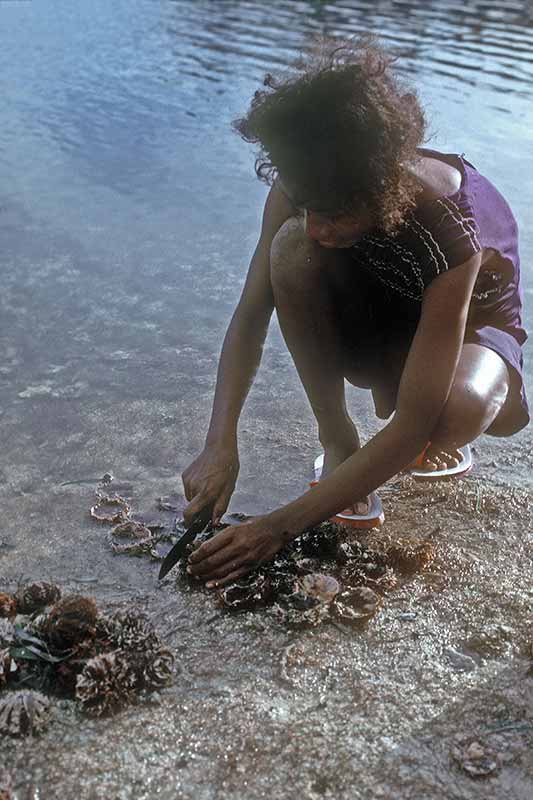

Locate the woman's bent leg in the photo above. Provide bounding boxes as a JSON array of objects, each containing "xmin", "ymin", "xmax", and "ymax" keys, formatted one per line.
[
  {"xmin": 421, "ymin": 343, "xmax": 512, "ymax": 470},
  {"xmin": 270, "ymin": 218, "xmax": 365, "ymax": 500}
]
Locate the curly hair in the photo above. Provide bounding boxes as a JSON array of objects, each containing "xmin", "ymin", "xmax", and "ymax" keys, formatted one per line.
[{"xmin": 232, "ymin": 36, "xmax": 427, "ymax": 232}]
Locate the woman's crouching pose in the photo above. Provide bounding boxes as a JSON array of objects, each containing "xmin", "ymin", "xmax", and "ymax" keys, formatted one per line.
[{"xmin": 182, "ymin": 37, "xmax": 529, "ymax": 587}]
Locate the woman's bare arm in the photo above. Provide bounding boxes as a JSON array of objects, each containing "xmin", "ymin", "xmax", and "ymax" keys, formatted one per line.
[
  {"xmin": 205, "ymin": 184, "xmax": 294, "ymax": 445},
  {"xmin": 182, "ymin": 183, "xmax": 295, "ymax": 523}
]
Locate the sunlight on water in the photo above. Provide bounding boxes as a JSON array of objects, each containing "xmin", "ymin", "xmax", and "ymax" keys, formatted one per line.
[{"xmin": 0, "ymin": 0, "xmax": 531, "ymax": 427}]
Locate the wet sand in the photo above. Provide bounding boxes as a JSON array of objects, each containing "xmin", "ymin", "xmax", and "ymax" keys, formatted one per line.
[{"xmin": 1, "ymin": 366, "xmax": 532, "ymax": 798}]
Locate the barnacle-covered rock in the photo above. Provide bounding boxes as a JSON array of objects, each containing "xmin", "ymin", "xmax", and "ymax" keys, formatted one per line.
[
  {"xmin": 76, "ymin": 651, "xmax": 137, "ymax": 717},
  {"xmin": 0, "ymin": 594, "xmax": 17, "ymax": 619},
  {"xmin": 333, "ymin": 586, "xmax": 382, "ymax": 623},
  {"xmin": 43, "ymin": 595, "xmax": 98, "ymax": 650},
  {"xmin": 141, "ymin": 647, "xmax": 174, "ymax": 690},
  {"xmin": 0, "ymin": 690, "xmax": 50, "ymax": 736},
  {"xmin": 293, "ymin": 557, "xmax": 323, "ymax": 575},
  {"xmin": 14, "ymin": 582, "xmax": 61, "ymax": 615}
]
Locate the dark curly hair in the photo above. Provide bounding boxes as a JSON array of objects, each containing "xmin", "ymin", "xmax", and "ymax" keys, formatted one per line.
[{"xmin": 233, "ymin": 36, "xmax": 427, "ymax": 232}]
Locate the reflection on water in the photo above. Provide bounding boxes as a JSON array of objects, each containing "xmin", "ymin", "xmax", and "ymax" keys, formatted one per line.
[
  {"xmin": 0, "ymin": 0, "xmax": 531, "ymax": 481},
  {"xmin": 165, "ymin": 0, "xmax": 533, "ymax": 98}
]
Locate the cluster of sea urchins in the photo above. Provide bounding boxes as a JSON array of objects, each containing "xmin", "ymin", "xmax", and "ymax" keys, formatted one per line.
[
  {"xmin": 0, "ymin": 582, "xmax": 174, "ymax": 734},
  {"xmin": 177, "ymin": 521, "xmax": 434, "ymax": 626}
]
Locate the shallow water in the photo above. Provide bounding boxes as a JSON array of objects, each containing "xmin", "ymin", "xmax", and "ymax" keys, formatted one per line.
[{"xmin": 1, "ymin": 1, "xmax": 533, "ymax": 798}]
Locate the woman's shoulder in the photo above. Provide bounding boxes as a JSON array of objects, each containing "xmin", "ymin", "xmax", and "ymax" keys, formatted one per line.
[{"xmin": 406, "ymin": 151, "xmax": 463, "ymax": 207}]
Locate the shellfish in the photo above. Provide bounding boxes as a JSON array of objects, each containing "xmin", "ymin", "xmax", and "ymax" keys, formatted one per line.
[
  {"xmin": 76, "ymin": 651, "xmax": 137, "ymax": 717},
  {"xmin": 0, "ymin": 690, "xmax": 50, "ymax": 736},
  {"xmin": 333, "ymin": 586, "xmax": 382, "ymax": 623},
  {"xmin": 217, "ymin": 573, "xmax": 273, "ymax": 611},
  {"xmin": 0, "ymin": 593, "xmax": 17, "ymax": 619},
  {"xmin": 90, "ymin": 493, "xmax": 130, "ymax": 524},
  {"xmin": 14, "ymin": 582, "xmax": 61, "ymax": 615},
  {"xmin": 43, "ymin": 595, "xmax": 98, "ymax": 651}
]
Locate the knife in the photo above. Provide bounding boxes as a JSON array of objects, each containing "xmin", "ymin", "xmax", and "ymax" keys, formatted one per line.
[{"xmin": 158, "ymin": 506, "xmax": 213, "ymax": 580}]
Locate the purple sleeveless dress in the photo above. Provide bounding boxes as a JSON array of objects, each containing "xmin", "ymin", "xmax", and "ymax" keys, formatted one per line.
[{"xmin": 346, "ymin": 147, "xmax": 529, "ymax": 433}]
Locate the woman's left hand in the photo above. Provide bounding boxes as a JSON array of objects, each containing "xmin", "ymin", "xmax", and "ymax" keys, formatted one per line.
[{"xmin": 186, "ymin": 515, "xmax": 289, "ymax": 587}]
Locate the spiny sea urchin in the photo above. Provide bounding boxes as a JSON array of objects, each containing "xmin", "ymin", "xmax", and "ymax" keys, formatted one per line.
[
  {"xmin": 75, "ymin": 651, "xmax": 137, "ymax": 717},
  {"xmin": 0, "ymin": 690, "xmax": 50, "ymax": 737},
  {"xmin": 14, "ymin": 581, "xmax": 61, "ymax": 615}
]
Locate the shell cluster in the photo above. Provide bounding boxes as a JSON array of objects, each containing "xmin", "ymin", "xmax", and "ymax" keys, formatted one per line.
[
  {"xmin": 175, "ymin": 520, "xmax": 435, "ymax": 627},
  {"xmin": 89, "ymin": 487, "xmax": 177, "ymax": 559},
  {"xmin": 91, "ymin": 486, "xmax": 434, "ymax": 628},
  {"xmin": 0, "ymin": 583, "xmax": 175, "ymax": 732}
]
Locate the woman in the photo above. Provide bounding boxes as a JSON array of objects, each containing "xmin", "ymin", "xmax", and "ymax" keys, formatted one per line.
[{"xmin": 183, "ymin": 38, "xmax": 529, "ymax": 587}]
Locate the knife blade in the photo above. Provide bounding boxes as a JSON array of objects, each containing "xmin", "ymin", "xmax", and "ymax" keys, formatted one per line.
[{"xmin": 158, "ymin": 506, "xmax": 212, "ymax": 580}]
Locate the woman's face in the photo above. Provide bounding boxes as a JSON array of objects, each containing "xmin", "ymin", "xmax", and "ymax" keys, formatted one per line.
[
  {"xmin": 303, "ymin": 207, "xmax": 374, "ymax": 248},
  {"xmin": 277, "ymin": 175, "xmax": 374, "ymax": 248}
]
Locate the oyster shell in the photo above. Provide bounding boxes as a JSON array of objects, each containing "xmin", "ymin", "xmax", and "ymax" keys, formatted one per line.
[
  {"xmin": 333, "ymin": 586, "xmax": 382, "ymax": 623},
  {"xmin": 0, "ymin": 690, "xmax": 50, "ymax": 736},
  {"xmin": 90, "ymin": 493, "xmax": 130, "ymax": 524},
  {"xmin": 14, "ymin": 582, "xmax": 61, "ymax": 615},
  {"xmin": 297, "ymin": 573, "xmax": 340, "ymax": 603},
  {"xmin": 217, "ymin": 573, "xmax": 273, "ymax": 611}
]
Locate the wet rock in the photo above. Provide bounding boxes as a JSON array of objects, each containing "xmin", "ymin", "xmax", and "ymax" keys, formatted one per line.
[{"xmin": 444, "ymin": 646, "xmax": 478, "ymax": 672}]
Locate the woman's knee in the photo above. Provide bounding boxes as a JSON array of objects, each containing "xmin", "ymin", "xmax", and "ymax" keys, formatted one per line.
[{"xmin": 432, "ymin": 370, "xmax": 509, "ymax": 445}]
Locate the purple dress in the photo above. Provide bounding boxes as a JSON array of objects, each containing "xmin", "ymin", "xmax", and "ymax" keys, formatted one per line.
[{"xmin": 347, "ymin": 147, "xmax": 529, "ymax": 433}]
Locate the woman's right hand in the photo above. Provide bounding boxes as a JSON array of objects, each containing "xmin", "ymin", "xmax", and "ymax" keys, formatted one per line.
[{"xmin": 181, "ymin": 444, "xmax": 240, "ymax": 527}]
